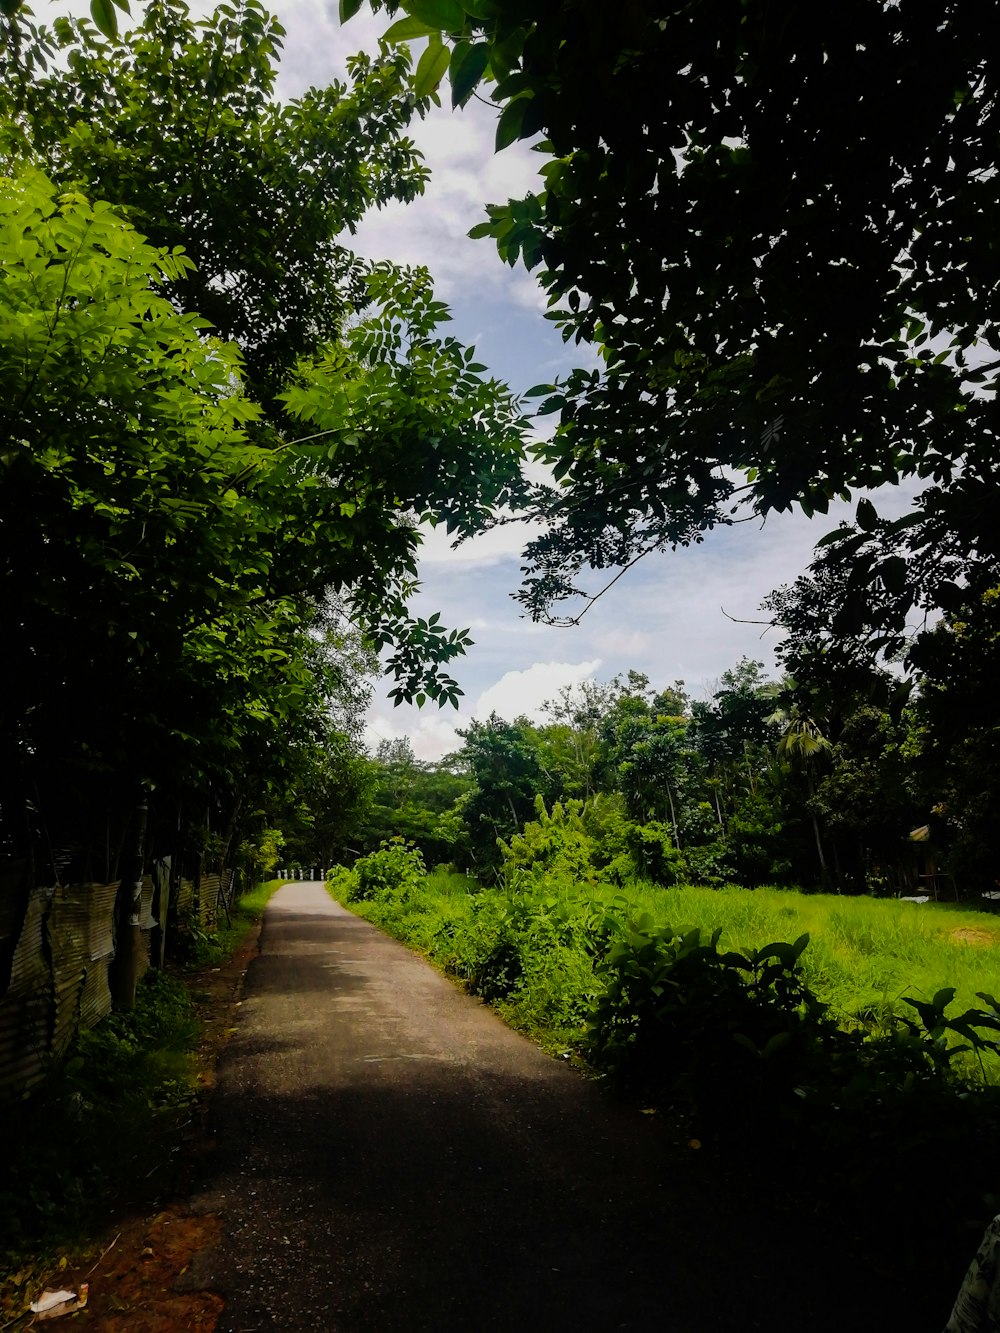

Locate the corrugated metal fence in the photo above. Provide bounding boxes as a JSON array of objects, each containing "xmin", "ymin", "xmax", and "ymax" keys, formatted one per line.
[{"xmin": 0, "ymin": 864, "xmax": 233, "ymax": 1098}]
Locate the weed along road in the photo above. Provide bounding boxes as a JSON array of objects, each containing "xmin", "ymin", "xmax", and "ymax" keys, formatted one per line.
[{"xmin": 192, "ymin": 882, "xmax": 893, "ymax": 1332}]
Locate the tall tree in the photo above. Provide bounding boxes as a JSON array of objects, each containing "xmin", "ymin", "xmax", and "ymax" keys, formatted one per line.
[
  {"xmin": 0, "ymin": 3, "xmax": 529, "ymax": 912},
  {"xmin": 455, "ymin": 713, "xmax": 564, "ymax": 874},
  {"xmin": 2, "ymin": 0, "xmax": 427, "ymax": 400}
]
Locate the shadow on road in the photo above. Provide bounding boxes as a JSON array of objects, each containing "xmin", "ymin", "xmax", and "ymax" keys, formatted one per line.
[{"xmin": 191, "ymin": 884, "xmax": 945, "ymax": 1333}]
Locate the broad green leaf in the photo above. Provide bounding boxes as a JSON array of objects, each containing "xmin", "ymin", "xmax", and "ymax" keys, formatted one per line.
[
  {"xmin": 450, "ymin": 40, "xmax": 490, "ymax": 106},
  {"xmin": 339, "ymin": 0, "xmax": 364, "ymax": 20},
  {"xmin": 461, "ymin": 0, "xmax": 498, "ymax": 17},
  {"xmin": 488, "ymin": 24, "xmax": 526, "ymax": 79},
  {"xmin": 90, "ymin": 0, "xmax": 119, "ymax": 39},
  {"xmin": 496, "ymin": 94, "xmax": 531, "ymax": 151},
  {"xmin": 856, "ymin": 497, "xmax": 878, "ymax": 531},
  {"xmin": 407, "ymin": 0, "xmax": 465, "ymax": 31},
  {"xmin": 383, "ymin": 14, "xmax": 439, "ymax": 42},
  {"xmin": 414, "ymin": 34, "xmax": 450, "ymax": 97}
]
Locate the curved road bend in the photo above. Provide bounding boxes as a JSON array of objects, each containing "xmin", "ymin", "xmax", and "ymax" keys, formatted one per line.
[{"xmin": 193, "ymin": 882, "xmax": 903, "ymax": 1332}]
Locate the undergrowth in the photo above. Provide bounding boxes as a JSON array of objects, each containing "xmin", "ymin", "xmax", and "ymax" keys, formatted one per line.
[
  {"xmin": 0, "ymin": 879, "xmax": 280, "ymax": 1286},
  {"xmin": 0, "ymin": 971, "xmax": 198, "ymax": 1271},
  {"xmin": 174, "ymin": 877, "xmax": 282, "ymax": 968}
]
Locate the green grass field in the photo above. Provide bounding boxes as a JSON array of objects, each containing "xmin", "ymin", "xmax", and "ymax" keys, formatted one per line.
[
  {"xmin": 343, "ymin": 868, "xmax": 1000, "ymax": 1073},
  {"xmin": 604, "ymin": 881, "xmax": 1000, "ymax": 1028}
]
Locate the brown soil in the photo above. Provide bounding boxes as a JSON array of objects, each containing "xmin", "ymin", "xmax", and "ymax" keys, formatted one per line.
[
  {"xmin": 950, "ymin": 926, "xmax": 999, "ymax": 946},
  {"xmin": 56, "ymin": 1209, "xmax": 224, "ymax": 1331},
  {"xmin": 15, "ymin": 925, "xmax": 263, "ymax": 1331}
]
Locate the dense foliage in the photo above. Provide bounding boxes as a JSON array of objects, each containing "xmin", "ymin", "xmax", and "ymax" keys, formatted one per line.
[
  {"xmin": 349, "ymin": 0, "xmax": 1000, "ymax": 897},
  {"xmin": 361, "ymin": 661, "xmax": 968, "ymax": 895},
  {"xmin": 0, "ymin": 2, "xmax": 528, "ymax": 906},
  {"xmin": 362, "ymin": 1, "xmax": 1000, "ymax": 656}
]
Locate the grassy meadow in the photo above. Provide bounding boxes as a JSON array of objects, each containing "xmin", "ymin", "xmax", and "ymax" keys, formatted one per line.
[
  {"xmin": 341, "ymin": 866, "xmax": 1000, "ymax": 1072},
  {"xmin": 605, "ymin": 881, "xmax": 1000, "ymax": 1027}
]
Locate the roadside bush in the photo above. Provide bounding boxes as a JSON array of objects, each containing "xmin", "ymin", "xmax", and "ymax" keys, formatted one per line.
[
  {"xmin": 499, "ymin": 797, "xmax": 597, "ymax": 884},
  {"xmin": 0, "ymin": 972, "xmax": 199, "ymax": 1263},
  {"xmin": 330, "ymin": 838, "xmax": 426, "ymax": 906},
  {"xmin": 586, "ymin": 920, "xmax": 839, "ymax": 1135},
  {"xmin": 498, "ymin": 795, "xmax": 685, "ymax": 890}
]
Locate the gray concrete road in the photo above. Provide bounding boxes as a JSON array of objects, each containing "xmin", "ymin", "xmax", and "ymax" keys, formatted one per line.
[{"xmin": 192, "ymin": 882, "xmax": 899, "ymax": 1331}]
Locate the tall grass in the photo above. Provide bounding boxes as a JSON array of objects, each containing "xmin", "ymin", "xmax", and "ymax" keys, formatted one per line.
[{"xmin": 623, "ymin": 883, "xmax": 1000, "ymax": 1028}]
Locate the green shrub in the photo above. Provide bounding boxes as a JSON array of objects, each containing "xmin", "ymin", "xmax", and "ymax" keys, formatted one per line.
[
  {"xmin": 499, "ymin": 796, "xmax": 597, "ymax": 884},
  {"xmin": 332, "ymin": 838, "xmax": 427, "ymax": 905},
  {"xmin": 0, "ymin": 972, "xmax": 199, "ymax": 1263},
  {"xmin": 586, "ymin": 919, "xmax": 841, "ymax": 1132},
  {"xmin": 498, "ymin": 795, "xmax": 685, "ymax": 889}
]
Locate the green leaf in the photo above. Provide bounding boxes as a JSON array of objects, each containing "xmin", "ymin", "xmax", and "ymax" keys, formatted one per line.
[
  {"xmin": 761, "ymin": 1031, "xmax": 792, "ymax": 1059},
  {"xmin": 339, "ymin": 0, "xmax": 364, "ymax": 20},
  {"xmin": 450, "ymin": 40, "xmax": 490, "ymax": 107},
  {"xmin": 383, "ymin": 14, "xmax": 439, "ymax": 43},
  {"xmin": 880, "ymin": 555, "xmax": 907, "ymax": 594},
  {"xmin": 90, "ymin": 0, "xmax": 119, "ymax": 39},
  {"xmin": 461, "ymin": 0, "xmax": 498, "ymax": 17},
  {"xmin": 732, "ymin": 1033, "xmax": 760, "ymax": 1056},
  {"xmin": 415, "ymin": 34, "xmax": 451, "ymax": 97},
  {"xmin": 407, "ymin": 0, "xmax": 465, "ymax": 30},
  {"xmin": 496, "ymin": 94, "xmax": 531, "ymax": 151},
  {"xmin": 856, "ymin": 497, "xmax": 878, "ymax": 531}
]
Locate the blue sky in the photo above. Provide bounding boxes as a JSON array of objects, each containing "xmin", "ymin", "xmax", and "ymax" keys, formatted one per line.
[{"xmin": 38, "ymin": 0, "xmax": 924, "ymax": 758}]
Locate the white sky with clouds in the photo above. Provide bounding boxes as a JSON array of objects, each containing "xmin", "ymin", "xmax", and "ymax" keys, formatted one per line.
[{"xmin": 39, "ymin": 0, "xmax": 926, "ymax": 759}]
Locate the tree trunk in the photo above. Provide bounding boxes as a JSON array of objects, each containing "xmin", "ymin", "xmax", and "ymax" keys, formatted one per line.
[
  {"xmin": 810, "ymin": 813, "xmax": 828, "ymax": 887},
  {"xmin": 217, "ymin": 786, "xmax": 244, "ymax": 873},
  {"xmin": 665, "ymin": 783, "xmax": 681, "ymax": 849}
]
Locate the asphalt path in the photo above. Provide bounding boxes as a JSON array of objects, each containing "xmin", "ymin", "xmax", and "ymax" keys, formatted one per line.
[{"xmin": 192, "ymin": 882, "xmax": 906, "ymax": 1332}]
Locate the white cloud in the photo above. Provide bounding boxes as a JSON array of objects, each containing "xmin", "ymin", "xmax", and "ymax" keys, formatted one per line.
[
  {"xmin": 473, "ymin": 659, "xmax": 603, "ymax": 723},
  {"xmin": 416, "ymin": 519, "xmax": 544, "ymax": 567},
  {"xmin": 365, "ymin": 704, "xmax": 462, "ymax": 764}
]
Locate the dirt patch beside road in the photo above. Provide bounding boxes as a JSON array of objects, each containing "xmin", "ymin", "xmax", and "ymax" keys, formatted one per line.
[{"xmin": 8, "ymin": 923, "xmax": 263, "ymax": 1330}]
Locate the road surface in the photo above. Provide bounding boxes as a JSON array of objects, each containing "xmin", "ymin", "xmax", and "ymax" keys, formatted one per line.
[{"xmin": 190, "ymin": 882, "xmax": 908, "ymax": 1331}]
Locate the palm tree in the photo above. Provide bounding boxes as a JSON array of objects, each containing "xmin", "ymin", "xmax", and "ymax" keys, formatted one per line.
[{"xmin": 771, "ymin": 706, "xmax": 833, "ymax": 888}]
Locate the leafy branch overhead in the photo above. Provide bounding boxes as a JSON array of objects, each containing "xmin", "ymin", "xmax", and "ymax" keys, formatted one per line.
[{"xmin": 353, "ymin": 1, "xmax": 1000, "ymax": 665}]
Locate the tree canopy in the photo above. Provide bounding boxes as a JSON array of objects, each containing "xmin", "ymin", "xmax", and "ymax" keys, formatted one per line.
[
  {"xmin": 360, "ymin": 0, "xmax": 999, "ymax": 661},
  {"xmin": 0, "ymin": 1, "xmax": 528, "ymax": 881}
]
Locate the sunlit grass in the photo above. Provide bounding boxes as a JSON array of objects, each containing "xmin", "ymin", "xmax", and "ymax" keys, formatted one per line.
[
  {"xmin": 342, "ymin": 862, "xmax": 1000, "ymax": 1082},
  {"xmin": 621, "ymin": 883, "xmax": 1000, "ymax": 1027},
  {"xmin": 182, "ymin": 877, "xmax": 283, "ymax": 967}
]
